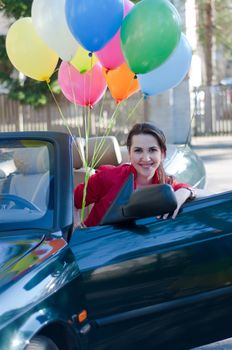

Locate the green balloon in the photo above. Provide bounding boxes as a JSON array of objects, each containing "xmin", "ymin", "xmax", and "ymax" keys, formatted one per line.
[{"xmin": 120, "ymin": 0, "xmax": 182, "ymax": 74}]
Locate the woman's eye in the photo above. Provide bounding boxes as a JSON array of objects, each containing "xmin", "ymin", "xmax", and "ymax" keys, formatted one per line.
[
  {"xmin": 134, "ymin": 149, "xmax": 142, "ymax": 153},
  {"xmin": 149, "ymin": 148, "xmax": 157, "ymax": 153}
]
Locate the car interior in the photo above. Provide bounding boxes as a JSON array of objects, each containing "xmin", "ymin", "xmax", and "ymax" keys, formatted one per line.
[
  {"xmin": 0, "ymin": 134, "xmax": 205, "ymax": 227},
  {"xmin": 10, "ymin": 147, "xmax": 50, "ymax": 211},
  {"xmin": 0, "ymin": 145, "xmax": 50, "ymax": 213}
]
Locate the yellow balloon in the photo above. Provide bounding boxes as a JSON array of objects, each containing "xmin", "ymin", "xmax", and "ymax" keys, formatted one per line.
[
  {"xmin": 70, "ymin": 46, "xmax": 98, "ymax": 74},
  {"xmin": 6, "ymin": 17, "xmax": 59, "ymax": 81}
]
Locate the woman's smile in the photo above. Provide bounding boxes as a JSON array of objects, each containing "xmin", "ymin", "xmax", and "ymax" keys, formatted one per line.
[
  {"xmin": 129, "ymin": 133, "xmax": 163, "ymax": 185},
  {"xmin": 138, "ymin": 162, "xmax": 154, "ymax": 168}
]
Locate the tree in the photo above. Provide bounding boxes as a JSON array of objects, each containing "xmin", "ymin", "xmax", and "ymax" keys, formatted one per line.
[
  {"xmin": 214, "ymin": 0, "xmax": 232, "ymax": 57},
  {"xmin": 196, "ymin": 0, "xmax": 232, "ymax": 84},
  {"xmin": 0, "ymin": 0, "xmax": 31, "ymax": 18},
  {"xmin": 0, "ymin": 0, "xmax": 59, "ymax": 107}
]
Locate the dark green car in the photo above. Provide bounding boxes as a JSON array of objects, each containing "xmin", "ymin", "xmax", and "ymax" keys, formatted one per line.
[{"xmin": 1, "ymin": 131, "xmax": 231, "ymax": 350}]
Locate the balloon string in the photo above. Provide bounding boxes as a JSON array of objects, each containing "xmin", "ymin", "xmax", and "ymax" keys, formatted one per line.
[
  {"xmin": 85, "ymin": 53, "xmax": 96, "ymax": 163},
  {"xmin": 81, "ymin": 168, "xmax": 91, "ymax": 222},
  {"xmin": 68, "ymin": 63, "xmax": 76, "ymax": 105},
  {"xmin": 84, "ymin": 55, "xmax": 94, "ymax": 167},
  {"xmin": 67, "ymin": 63, "xmax": 83, "ymax": 148},
  {"xmin": 83, "ymin": 71, "xmax": 87, "ymax": 142},
  {"xmin": 81, "ymin": 107, "xmax": 92, "ymax": 222},
  {"xmin": 91, "ymin": 101, "xmax": 122, "ymax": 169},
  {"xmin": 82, "ymin": 56, "xmax": 89, "ymax": 148},
  {"xmin": 81, "ymin": 51, "xmax": 94, "ymax": 221},
  {"xmin": 46, "ymin": 81, "xmax": 83, "ymax": 163},
  {"xmin": 90, "ymin": 93, "xmax": 143, "ymax": 169},
  {"xmin": 83, "ymin": 72, "xmax": 91, "ymax": 169},
  {"xmin": 99, "ymin": 89, "xmax": 107, "ymax": 130},
  {"xmin": 127, "ymin": 95, "xmax": 144, "ymax": 120},
  {"xmin": 106, "ymin": 94, "xmax": 144, "ymax": 147},
  {"xmin": 88, "ymin": 53, "xmax": 94, "ymax": 110},
  {"xmin": 85, "ymin": 102, "xmax": 91, "ymax": 167},
  {"xmin": 90, "ymin": 88, "xmax": 107, "ymax": 166}
]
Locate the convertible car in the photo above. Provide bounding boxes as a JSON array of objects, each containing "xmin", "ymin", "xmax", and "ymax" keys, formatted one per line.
[{"xmin": 1, "ymin": 131, "xmax": 231, "ymax": 350}]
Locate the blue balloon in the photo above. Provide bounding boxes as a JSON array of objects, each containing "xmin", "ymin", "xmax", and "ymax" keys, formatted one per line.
[
  {"xmin": 138, "ymin": 33, "xmax": 192, "ymax": 96},
  {"xmin": 65, "ymin": 0, "xmax": 124, "ymax": 52}
]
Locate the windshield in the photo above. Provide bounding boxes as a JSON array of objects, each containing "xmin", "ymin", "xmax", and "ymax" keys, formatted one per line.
[{"xmin": 0, "ymin": 140, "xmax": 54, "ymax": 229}]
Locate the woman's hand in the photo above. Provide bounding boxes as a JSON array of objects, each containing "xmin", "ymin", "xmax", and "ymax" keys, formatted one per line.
[
  {"xmin": 172, "ymin": 187, "xmax": 193, "ymax": 218},
  {"xmin": 74, "ymin": 222, "xmax": 86, "ymax": 229},
  {"xmin": 159, "ymin": 187, "xmax": 194, "ymax": 220},
  {"xmin": 73, "ymin": 207, "xmax": 86, "ymax": 229}
]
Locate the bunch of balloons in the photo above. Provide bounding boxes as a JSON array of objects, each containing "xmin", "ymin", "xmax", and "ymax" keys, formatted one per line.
[{"xmin": 5, "ymin": 0, "xmax": 192, "ymax": 107}]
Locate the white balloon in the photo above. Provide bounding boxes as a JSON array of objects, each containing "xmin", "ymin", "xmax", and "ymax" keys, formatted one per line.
[
  {"xmin": 138, "ymin": 33, "xmax": 192, "ymax": 96},
  {"xmin": 32, "ymin": 0, "xmax": 78, "ymax": 61}
]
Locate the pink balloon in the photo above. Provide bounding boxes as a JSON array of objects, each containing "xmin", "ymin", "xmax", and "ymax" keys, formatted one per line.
[
  {"xmin": 95, "ymin": 0, "xmax": 134, "ymax": 70},
  {"xmin": 58, "ymin": 62, "xmax": 107, "ymax": 107}
]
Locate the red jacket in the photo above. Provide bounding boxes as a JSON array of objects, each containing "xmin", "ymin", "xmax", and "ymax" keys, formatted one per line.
[{"xmin": 74, "ymin": 164, "xmax": 189, "ymax": 227}]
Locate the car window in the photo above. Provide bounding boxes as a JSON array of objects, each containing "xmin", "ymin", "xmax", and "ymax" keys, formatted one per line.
[{"xmin": 0, "ymin": 140, "xmax": 54, "ymax": 229}]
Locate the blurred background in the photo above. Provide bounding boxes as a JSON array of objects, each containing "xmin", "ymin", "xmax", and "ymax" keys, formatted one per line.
[{"xmin": 0, "ymin": 0, "xmax": 231, "ymax": 146}]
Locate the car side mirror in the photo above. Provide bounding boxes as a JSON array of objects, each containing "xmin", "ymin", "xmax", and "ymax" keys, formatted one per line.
[
  {"xmin": 122, "ymin": 184, "xmax": 177, "ymax": 219},
  {"xmin": 100, "ymin": 179, "xmax": 177, "ymax": 225}
]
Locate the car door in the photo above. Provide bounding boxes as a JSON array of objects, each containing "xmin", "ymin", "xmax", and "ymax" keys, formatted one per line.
[{"xmin": 70, "ymin": 192, "xmax": 232, "ymax": 350}]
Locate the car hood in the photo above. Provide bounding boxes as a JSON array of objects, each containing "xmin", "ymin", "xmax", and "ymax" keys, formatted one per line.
[
  {"xmin": 0, "ymin": 231, "xmax": 80, "ymax": 336},
  {"xmin": 0, "ymin": 232, "xmax": 44, "ymax": 278}
]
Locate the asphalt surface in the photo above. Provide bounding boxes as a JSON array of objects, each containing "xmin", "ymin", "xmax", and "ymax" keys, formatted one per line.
[
  {"xmin": 190, "ymin": 136, "xmax": 232, "ymax": 349},
  {"xmin": 191, "ymin": 136, "xmax": 232, "ymax": 193}
]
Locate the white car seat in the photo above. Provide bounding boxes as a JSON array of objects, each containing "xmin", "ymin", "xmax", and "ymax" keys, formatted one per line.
[{"xmin": 10, "ymin": 147, "xmax": 50, "ymax": 211}]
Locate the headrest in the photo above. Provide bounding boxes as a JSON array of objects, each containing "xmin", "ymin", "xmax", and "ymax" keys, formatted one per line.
[
  {"xmin": 87, "ymin": 136, "xmax": 122, "ymax": 167},
  {"xmin": 13, "ymin": 147, "xmax": 49, "ymax": 174},
  {"xmin": 72, "ymin": 137, "xmax": 85, "ymax": 169},
  {"xmin": 120, "ymin": 145, "xmax": 130, "ymax": 163}
]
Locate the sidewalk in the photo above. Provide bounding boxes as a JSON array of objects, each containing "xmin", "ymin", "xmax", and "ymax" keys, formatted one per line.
[{"xmin": 191, "ymin": 136, "xmax": 232, "ymax": 193}]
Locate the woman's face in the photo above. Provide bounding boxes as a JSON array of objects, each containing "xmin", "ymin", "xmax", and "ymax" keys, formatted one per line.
[{"xmin": 129, "ymin": 133, "xmax": 163, "ymax": 182}]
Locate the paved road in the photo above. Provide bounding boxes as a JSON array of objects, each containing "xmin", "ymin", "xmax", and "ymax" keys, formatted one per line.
[
  {"xmin": 192, "ymin": 136, "xmax": 232, "ymax": 193},
  {"xmin": 190, "ymin": 136, "xmax": 232, "ymax": 350}
]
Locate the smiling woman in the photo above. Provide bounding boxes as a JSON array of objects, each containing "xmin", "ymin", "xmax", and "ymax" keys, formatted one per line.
[{"xmin": 74, "ymin": 122, "xmax": 202, "ymax": 227}]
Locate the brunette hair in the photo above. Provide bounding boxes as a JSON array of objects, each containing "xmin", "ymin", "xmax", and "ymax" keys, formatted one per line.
[{"xmin": 126, "ymin": 122, "xmax": 173, "ymax": 184}]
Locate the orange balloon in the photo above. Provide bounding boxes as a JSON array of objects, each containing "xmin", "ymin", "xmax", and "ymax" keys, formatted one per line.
[{"xmin": 103, "ymin": 63, "xmax": 140, "ymax": 102}]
